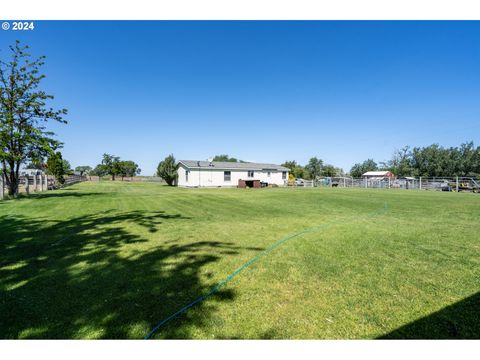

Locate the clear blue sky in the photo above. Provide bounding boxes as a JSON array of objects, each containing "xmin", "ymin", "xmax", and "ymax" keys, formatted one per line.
[{"xmin": 2, "ymin": 21, "xmax": 480, "ymax": 175}]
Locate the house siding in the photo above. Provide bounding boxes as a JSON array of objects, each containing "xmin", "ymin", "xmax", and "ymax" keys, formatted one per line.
[{"xmin": 177, "ymin": 164, "xmax": 287, "ymax": 187}]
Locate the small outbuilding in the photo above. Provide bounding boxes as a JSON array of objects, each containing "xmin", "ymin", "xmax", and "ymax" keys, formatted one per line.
[{"xmin": 362, "ymin": 171, "xmax": 395, "ymax": 180}]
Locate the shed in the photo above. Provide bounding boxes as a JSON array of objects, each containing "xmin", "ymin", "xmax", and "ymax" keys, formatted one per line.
[
  {"xmin": 362, "ymin": 171, "xmax": 395, "ymax": 179},
  {"xmin": 238, "ymin": 179, "xmax": 261, "ymax": 188}
]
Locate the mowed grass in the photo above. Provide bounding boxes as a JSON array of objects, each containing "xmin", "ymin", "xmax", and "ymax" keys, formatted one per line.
[{"xmin": 0, "ymin": 181, "xmax": 479, "ymax": 339}]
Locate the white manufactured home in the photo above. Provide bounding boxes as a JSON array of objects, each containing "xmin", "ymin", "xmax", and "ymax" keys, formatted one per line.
[{"xmin": 176, "ymin": 160, "xmax": 289, "ymax": 188}]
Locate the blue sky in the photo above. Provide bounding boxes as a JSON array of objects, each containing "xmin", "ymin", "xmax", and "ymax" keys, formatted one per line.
[{"xmin": 2, "ymin": 21, "xmax": 480, "ymax": 175}]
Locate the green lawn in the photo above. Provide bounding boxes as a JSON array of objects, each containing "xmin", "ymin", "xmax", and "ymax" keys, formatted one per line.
[{"xmin": 0, "ymin": 181, "xmax": 479, "ymax": 339}]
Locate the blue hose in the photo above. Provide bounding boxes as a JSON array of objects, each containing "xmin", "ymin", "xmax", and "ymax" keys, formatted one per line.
[{"xmin": 144, "ymin": 202, "xmax": 388, "ymax": 339}]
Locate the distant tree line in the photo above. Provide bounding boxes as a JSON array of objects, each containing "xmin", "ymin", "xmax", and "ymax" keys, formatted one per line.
[
  {"xmin": 282, "ymin": 158, "xmax": 344, "ymax": 180},
  {"xmin": 212, "ymin": 154, "xmax": 245, "ymax": 163},
  {"xmin": 351, "ymin": 141, "xmax": 480, "ymax": 178}
]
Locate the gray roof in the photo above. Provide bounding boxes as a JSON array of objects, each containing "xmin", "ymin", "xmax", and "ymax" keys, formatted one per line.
[{"xmin": 178, "ymin": 160, "xmax": 289, "ymax": 171}]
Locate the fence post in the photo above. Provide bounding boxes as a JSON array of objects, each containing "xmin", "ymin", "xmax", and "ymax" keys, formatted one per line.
[
  {"xmin": 0, "ymin": 173, "xmax": 4, "ymax": 200},
  {"xmin": 456, "ymin": 176, "xmax": 459, "ymax": 192},
  {"xmin": 25, "ymin": 176, "xmax": 30, "ymax": 195},
  {"xmin": 364, "ymin": 177, "xmax": 367, "ymax": 188},
  {"xmin": 419, "ymin": 177, "xmax": 422, "ymax": 190},
  {"xmin": 343, "ymin": 178, "xmax": 346, "ymax": 188},
  {"xmin": 33, "ymin": 174, "xmax": 37, "ymax": 191}
]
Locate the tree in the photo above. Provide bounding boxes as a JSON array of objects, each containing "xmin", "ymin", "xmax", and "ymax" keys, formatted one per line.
[
  {"xmin": 380, "ymin": 146, "xmax": 413, "ymax": 177},
  {"xmin": 117, "ymin": 160, "xmax": 141, "ymax": 180},
  {"xmin": 25, "ymin": 160, "xmax": 46, "ymax": 170},
  {"xmin": 157, "ymin": 154, "xmax": 177, "ymax": 186},
  {"xmin": 410, "ymin": 144, "xmax": 444, "ymax": 177},
  {"xmin": 46, "ymin": 151, "xmax": 65, "ymax": 185},
  {"xmin": 75, "ymin": 165, "xmax": 92, "ymax": 176},
  {"xmin": 0, "ymin": 41, "xmax": 67, "ymax": 196},
  {"xmin": 292, "ymin": 166, "xmax": 306, "ymax": 179},
  {"xmin": 349, "ymin": 159, "xmax": 378, "ymax": 178},
  {"xmin": 305, "ymin": 157, "xmax": 323, "ymax": 180},
  {"xmin": 282, "ymin": 161, "xmax": 306, "ymax": 179},
  {"xmin": 91, "ymin": 164, "xmax": 108, "ymax": 177},
  {"xmin": 62, "ymin": 159, "xmax": 73, "ymax": 175},
  {"xmin": 281, "ymin": 160, "xmax": 297, "ymax": 172},
  {"xmin": 212, "ymin": 154, "xmax": 242, "ymax": 162},
  {"xmin": 101, "ymin": 153, "xmax": 121, "ymax": 180},
  {"xmin": 322, "ymin": 164, "xmax": 337, "ymax": 177},
  {"xmin": 458, "ymin": 141, "xmax": 480, "ymax": 176}
]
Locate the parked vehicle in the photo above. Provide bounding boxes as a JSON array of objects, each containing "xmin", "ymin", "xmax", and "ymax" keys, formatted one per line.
[{"xmin": 295, "ymin": 178, "xmax": 305, "ymax": 186}]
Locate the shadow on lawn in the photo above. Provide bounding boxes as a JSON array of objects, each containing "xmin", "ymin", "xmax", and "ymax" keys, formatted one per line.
[
  {"xmin": 379, "ymin": 292, "xmax": 480, "ymax": 339},
  {"xmin": 28, "ymin": 190, "xmax": 106, "ymax": 200},
  {"xmin": 0, "ymin": 191, "xmax": 105, "ymax": 203},
  {"xmin": 0, "ymin": 209, "xmax": 251, "ymax": 339}
]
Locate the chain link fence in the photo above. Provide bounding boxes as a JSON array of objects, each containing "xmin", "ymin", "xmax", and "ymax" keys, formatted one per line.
[{"xmin": 285, "ymin": 176, "xmax": 480, "ymax": 192}]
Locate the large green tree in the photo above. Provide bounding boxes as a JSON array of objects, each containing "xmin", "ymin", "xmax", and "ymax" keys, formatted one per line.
[
  {"xmin": 380, "ymin": 146, "xmax": 413, "ymax": 177},
  {"xmin": 91, "ymin": 164, "xmax": 108, "ymax": 177},
  {"xmin": 281, "ymin": 160, "xmax": 297, "ymax": 172},
  {"xmin": 305, "ymin": 157, "xmax": 323, "ymax": 180},
  {"xmin": 101, "ymin": 153, "xmax": 121, "ymax": 180},
  {"xmin": 0, "ymin": 41, "xmax": 67, "ymax": 196},
  {"xmin": 322, "ymin": 164, "xmax": 337, "ymax": 177},
  {"xmin": 212, "ymin": 154, "xmax": 241, "ymax": 162},
  {"xmin": 157, "ymin": 154, "xmax": 177, "ymax": 186},
  {"xmin": 117, "ymin": 160, "xmax": 141, "ymax": 180},
  {"xmin": 281, "ymin": 160, "xmax": 306, "ymax": 179},
  {"xmin": 62, "ymin": 159, "xmax": 73, "ymax": 175},
  {"xmin": 46, "ymin": 151, "xmax": 65, "ymax": 185},
  {"xmin": 409, "ymin": 142, "xmax": 480, "ymax": 177},
  {"xmin": 349, "ymin": 159, "xmax": 378, "ymax": 178},
  {"xmin": 75, "ymin": 165, "xmax": 92, "ymax": 176}
]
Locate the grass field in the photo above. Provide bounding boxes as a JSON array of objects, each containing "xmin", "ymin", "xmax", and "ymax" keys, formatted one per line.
[{"xmin": 0, "ymin": 181, "xmax": 479, "ymax": 339}]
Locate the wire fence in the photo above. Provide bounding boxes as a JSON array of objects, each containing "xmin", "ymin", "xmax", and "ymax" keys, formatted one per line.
[
  {"xmin": 86, "ymin": 176, "xmax": 165, "ymax": 182},
  {"xmin": 285, "ymin": 176, "xmax": 480, "ymax": 192}
]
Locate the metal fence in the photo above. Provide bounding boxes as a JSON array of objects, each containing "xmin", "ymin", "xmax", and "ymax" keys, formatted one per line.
[
  {"xmin": 0, "ymin": 174, "xmax": 87, "ymax": 200},
  {"xmin": 285, "ymin": 176, "xmax": 480, "ymax": 192},
  {"xmin": 86, "ymin": 176, "xmax": 166, "ymax": 183}
]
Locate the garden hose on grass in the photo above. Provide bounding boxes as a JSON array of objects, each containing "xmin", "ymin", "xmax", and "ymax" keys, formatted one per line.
[{"xmin": 144, "ymin": 202, "xmax": 388, "ymax": 339}]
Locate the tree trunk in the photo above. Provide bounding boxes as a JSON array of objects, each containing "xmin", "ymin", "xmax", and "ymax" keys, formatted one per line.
[{"xmin": 7, "ymin": 169, "xmax": 18, "ymax": 197}]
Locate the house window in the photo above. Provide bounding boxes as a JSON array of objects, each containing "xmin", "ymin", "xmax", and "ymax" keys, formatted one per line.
[
  {"xmin": 248, "ymin": 170, "xmax": 254, "ymax": 178},
  {"xmin": 185, "ymin": 170, "xmax": 189, "ymax": 182},
  {"xmin": 282, "ymin": 171, "xmax": 287, "ymax": 179},
  {"xmin": 224, "ymin": 171, "xmax": 231, "ymax": 182},
  {"xmin": 267, "ymin": 171, "xmax": 271, "ymax": 177}
]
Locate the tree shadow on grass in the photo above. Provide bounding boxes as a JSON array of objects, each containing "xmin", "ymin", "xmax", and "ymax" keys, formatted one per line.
[
  {"xmin": 0, "ymin": 190, "xmax": 105, "ymax": 203},
  {"xmin": 378, "ymin": 292, "xmax": 480, "ymax": 339},
  {"xmin": 0, "ymin": 210, "xmax": 252, "ymax": 339},
  {"xmin": 28, "ymin": 191, "xmax": 106, "ymax": 200}
]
